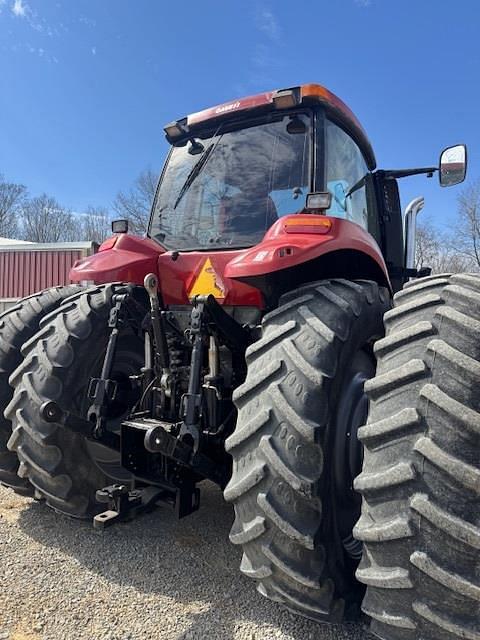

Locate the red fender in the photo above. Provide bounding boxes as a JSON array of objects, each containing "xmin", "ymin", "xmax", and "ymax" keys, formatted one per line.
[
  {"xmin": 224, "ymin": 215, "xmax": 390, "ymax": 286},
  {"xmin": 69, "ymin": 234, "xmax": 264, "ymax": 307},
  {"xmin": 70, "ymin": 234, "xmax": 162, "ymax": 285},
  {"xmin": 70, "ymin": 217, "xmax": 389, "ymax": 307}
]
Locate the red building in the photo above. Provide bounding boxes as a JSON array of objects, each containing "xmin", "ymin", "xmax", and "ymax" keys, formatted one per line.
[{"xmin": 0, "ymin": 239, "xmax": 96, "ymax": 314}]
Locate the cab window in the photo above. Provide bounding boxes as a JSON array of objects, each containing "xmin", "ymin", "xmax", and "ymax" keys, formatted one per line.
[
  {"xmin": 325, "ymin": 119, "xmax": 371, "ymax": 233},
  {"xmin": 151, "ymin": 113, "xmax": 311, "ymax": 250}
]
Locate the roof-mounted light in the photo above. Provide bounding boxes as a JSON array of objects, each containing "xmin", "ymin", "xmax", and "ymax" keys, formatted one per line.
[
  {"xmin": 112, "ymin": 219, "xmax": 128, "ymax": 234},
  {"xmin": 272, "ymin": 87, "xmax": 301, "ymax": 110},
  {"xmin": 164, "ymin": 117, "xmax": 189, "ymax": 139}
]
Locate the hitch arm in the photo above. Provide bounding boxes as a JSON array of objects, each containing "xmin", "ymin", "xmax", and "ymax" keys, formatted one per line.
[
  {"xmin": 87, "ymin": 293, "xmax": 128, "ymax": 439},
  {"xmin": 179, "ymin": 300, "xmax": 205, "ymax": 449},
  {"xmin": 40, "ymin": 401, "xmax": 120, "ymax": 450},
  {"xmin": 144, "ymin": 273, "xmax": 170, "ymax": 371}
]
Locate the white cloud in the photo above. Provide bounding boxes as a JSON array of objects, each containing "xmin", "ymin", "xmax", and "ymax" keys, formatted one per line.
[
  {"xmin": 354, "ymin": 0, "xmax": 372, "ymax": 6},
  {"xmin": 244, "ymin": 5, "xmax": 283, "ymax": 90},
  {"xmin": 255, "ymin": 6, "xmax": 281, "ymax": 42},
  {"xmin": 91, "ymin": 46, "xmax": 96, "ymax": 55},
  {"xmin": 79, "ymin": 15, "xmax": 96, "ymax": 28},
  {"xmin": 11, "ymin": 0, "xmax": 27, "ymax": 17},
  {"xmin": 231, "ymin": 3, "xmax": 283, "ymax": 94}
]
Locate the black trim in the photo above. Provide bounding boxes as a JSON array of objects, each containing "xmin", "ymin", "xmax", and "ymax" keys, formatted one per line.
[
  {"xmin": 147, "ymin": 147, "xmax": 172, "ymax": 248},
  {"xmin": 373, "ymin": 171, "xmax": 405, "ymax": 293},
  {"xmin": 314, "ymin": 108, "xmax": 326, "ymax": 192}
]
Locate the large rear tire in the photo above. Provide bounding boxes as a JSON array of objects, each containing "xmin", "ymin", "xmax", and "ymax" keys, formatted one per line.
[
  {"xmin": 5, "ymin": 284, "xmax": 145, "ymax": 518},
  {"xmin": 0, "ymin": 287, "xmax": 80, "ymax": 495},
  {"xmin": 224, "ymin": 279, "xmax": 390, "ymax": 622},
  {"xmin": 356, "ymin": 274, "xmax": 480, "ymax": 640}
]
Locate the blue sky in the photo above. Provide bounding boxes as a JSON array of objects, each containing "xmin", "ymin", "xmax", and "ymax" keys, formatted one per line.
[{"xmin": 0, "ymin": 0, "xmax": 476, "ymax": 226}]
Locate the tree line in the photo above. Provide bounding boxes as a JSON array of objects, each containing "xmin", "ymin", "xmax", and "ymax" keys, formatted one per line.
[
  {"xmin": 1, "ymin": 169, "xmax": 480, "ymax": 275},
  {"xmin": 416, "ymin": 182, "xmax": 480, "ymax": 273},
  {"xmin": 0, "ymin": 169, "xmax": 156, "ymax": 244}
]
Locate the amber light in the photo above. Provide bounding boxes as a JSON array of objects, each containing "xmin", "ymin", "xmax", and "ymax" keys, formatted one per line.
[
  {"xmin": 98, "ymin": 236, "xmax": 118, "ymax": 252},
  {"xmin": 300, "ymin": 84, "xmax": 368, "ymax": 142},
  {"xmin": 284, "ymin": 216, "xmax": 332, "ymax": 234}
]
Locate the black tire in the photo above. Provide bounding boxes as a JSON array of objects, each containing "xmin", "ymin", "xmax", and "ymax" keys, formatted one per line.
[
  {"xmin": 355, "ymin": 273, "xmax": 480, "ymax": 640},
  {"xmin": 0, "ymin": 286, "xmax": 80, "ymax": 495},
  {"xmin": 5, "ymin": 284, "xmax": 145, "ymax": 518},
  {"xmin": 224, "ymin": 279, "xmax": 390, "ymax": 622}
]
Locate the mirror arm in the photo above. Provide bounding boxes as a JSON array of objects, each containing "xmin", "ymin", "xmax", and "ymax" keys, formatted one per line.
[
  {"xmin": 344, "ymin": 175, "xmax": 367, "ymax": 198},
  {"xmin": 380, "ymin": 167, "xmax": 438, "ymax": 180}
]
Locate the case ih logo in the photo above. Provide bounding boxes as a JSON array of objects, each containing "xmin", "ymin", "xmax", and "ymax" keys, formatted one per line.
[{"xmin": 215, "ymin": 101, "xmax": 240, "ymax": 115}]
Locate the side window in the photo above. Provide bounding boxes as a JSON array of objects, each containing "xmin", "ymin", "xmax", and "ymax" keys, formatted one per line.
[{"xmin": 326, "ymin": 119, "xmax": 371, "ymax": 233}]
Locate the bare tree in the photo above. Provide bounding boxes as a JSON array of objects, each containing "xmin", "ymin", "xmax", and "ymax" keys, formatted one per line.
[
  {"xmin": 0, "ymin": 174, "xmax": 27, "ymax": 238},
  {"xmin": 416, "ymin": 218, "xmax": 476, "ymax": 274},
  {"xmin": 456, "ymin": 181, "xmax": 480, "ymax": 268},
  {"xmin": 415, "ymin": 221, "xmax": 440, "ymax": 271},
  {"xmin": 21, "ymin": 194, "xmax": 79, "ymax": 242},
  {"xmin": 112, "ymin": 168, "xmax": 157, "ymax": 234},
  {"xmin": 79, "ymin": 206, "xmax": 112, "ymax": 244}
]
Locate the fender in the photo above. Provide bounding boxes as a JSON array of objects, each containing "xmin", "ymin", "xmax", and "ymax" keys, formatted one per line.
[
  {"xmin": 69, "ymin": 233, "xmax": 264, "ymax": 308},
  {"xmin": 225, "ymin": 215, "xmax": 390, "ymax": 287},
  {"xmin": 69, "ymin": 234, "xmax": 162, "ymax": 285}
]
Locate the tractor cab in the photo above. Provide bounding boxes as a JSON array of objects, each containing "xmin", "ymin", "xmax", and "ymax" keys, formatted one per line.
[
  {"xmin": 144, "ymin": 84, "xmax": 466, "ymax": 298},
  {"xmin": 151, "ymin": 85, "xmax": 379, "ymax": 253},
  {"xmin": 73, "ymin": 84, "xmax": 466, "ymax": 303}
]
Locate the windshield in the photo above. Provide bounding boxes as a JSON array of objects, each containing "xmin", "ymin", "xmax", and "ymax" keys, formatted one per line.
[{"xmin": 150, "ymin": 112, "xmax": 312, "ymax": 251}]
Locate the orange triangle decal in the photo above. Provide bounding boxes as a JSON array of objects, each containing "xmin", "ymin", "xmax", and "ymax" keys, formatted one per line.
[{"xmin": 188, "ymin": 258, "xmax": 226, "ymax": 300}]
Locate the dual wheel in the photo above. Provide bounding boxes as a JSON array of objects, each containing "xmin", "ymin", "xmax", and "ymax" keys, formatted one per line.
[
  {"xmin": 0, "ymin": 285, "xmax": 143, "ymax": 516},
  {"xmin": 225, "ymin": 276, "xmax": 480, "ymax": 639},
  {"xmin": 0, "ymin": 277, "xmax": 478, "ymax": 640}
]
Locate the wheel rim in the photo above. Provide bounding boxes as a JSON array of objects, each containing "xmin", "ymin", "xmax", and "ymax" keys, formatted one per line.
[{"xmin": 333, "ymin": 349, "xmax": 375, "ymax": 561}]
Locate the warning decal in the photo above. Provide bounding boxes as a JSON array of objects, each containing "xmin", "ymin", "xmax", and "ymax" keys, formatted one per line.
[{"xmin": 188, "ymin": 258, "xmax": 226, "ymax": 300}]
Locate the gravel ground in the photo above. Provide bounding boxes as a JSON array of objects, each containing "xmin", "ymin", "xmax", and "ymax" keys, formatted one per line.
[{"xmin": 0, "ymin": 482, "xmax": 375, "ymax": 640}]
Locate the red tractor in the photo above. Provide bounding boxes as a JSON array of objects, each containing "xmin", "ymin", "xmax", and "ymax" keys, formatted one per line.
[{"xmin": 0, "ymin": 84, "xmax": 476, "ymax": 640}]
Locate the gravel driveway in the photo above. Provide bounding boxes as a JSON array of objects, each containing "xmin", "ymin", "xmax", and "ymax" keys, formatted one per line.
[{"xmin": 0, "ymin": 483, "xmax": 375, "ymax": 640}]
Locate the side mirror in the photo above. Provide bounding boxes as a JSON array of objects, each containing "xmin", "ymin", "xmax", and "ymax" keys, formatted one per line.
[{"xmin": 439, "ymin": 144, "xmax": 467, "ymax": 187}]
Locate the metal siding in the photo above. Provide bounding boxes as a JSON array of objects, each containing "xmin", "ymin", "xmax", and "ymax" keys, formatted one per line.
[
  {"xmin": 0, "ymin": 254, "xmax": 5, "ymax": 297},
  {"xmin": 0, "ymin": 249, "xmax": 86, "ymax": 298},
  {"xmin": 20, "ymin": 251, "xmax": 25, "ymax": 298},
  {"xmin": 6, "ymin": 252, "xmax": 12, "ymax": 297},
  {"xmin": 25, "ymin": 251, "xmax": 31, "ymax": 297}
]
